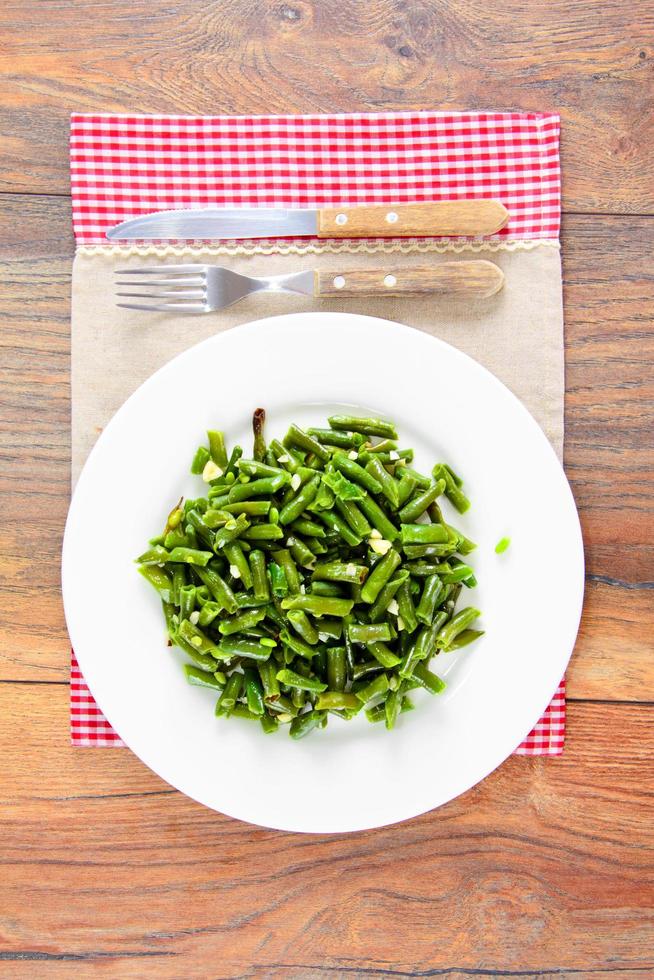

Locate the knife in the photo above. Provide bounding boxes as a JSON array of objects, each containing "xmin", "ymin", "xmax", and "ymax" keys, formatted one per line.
[{"xmin": 105, "ymin": 201, "xmax": 509, "ymax": 241}]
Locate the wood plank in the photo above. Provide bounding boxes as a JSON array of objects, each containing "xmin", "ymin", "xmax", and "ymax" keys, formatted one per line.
[
  {"xmin": 1, "ymin": 683, "xmax": 652, "ymax": 975},
  {"xmin": 0, "ymin": 198, "xmax": 652, "ymax": 697},
  {"xmin": 0, "ymin": 1, "xmax": 652, "ymax": 211}
]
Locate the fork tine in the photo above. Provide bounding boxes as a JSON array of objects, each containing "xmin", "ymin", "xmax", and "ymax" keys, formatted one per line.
[
  {"xmin": 114, "ymin": 265, "xmax": 207, "ymax": 275},
  {"xmin": 115, "ymin": 279, "xmax": 205, "ymax": 287},
  {"xmin": 116, "ymin": 290, "xmax": 206, "ymax": 299},
  {"xmin": 117, "ymin": 302, "xmax": 207, "ymax": 313}
]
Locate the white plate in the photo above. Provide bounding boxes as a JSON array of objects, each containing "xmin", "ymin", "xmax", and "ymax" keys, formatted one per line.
[{"xmin": 62, "ymin": 313, "xmax": 584, "ymax": 833}]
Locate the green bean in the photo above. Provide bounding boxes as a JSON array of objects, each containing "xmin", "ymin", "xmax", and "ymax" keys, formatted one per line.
[
  {"xmin": 315, "ymin": 691, "xmax": 359, "ymax": 711},
  {"xmin": 332, "ymin": 452, "xmax": 382, "ymax": 494},
  {"xmin": 280, "ymin": 629, "xmax": 316, "ymax": 661},
  {"xmin": 218, "ymin": 608, "xmax": 266, "ymax": 635},
  {"xmin": 258, "ymin": 660, "xmax": 281, "ymax": 701},
  {"xmin": 352, "ymin": 659, "xmax": 384, "ymax": 681},
  {"xmin": 260, "ymin": 713, "xmax": 279, "ymax": 734},
  {"xmin": 287, "ymin": 609, "xmax": 319, "ymax": 645},
  {"xmin": 215, "ymin": 672, "xmax": 244, "ymax": 715},
  {"xmin": 316, "ymin": 509, "xmax": 362, "ymax": 547},
  {"xmin": 283, "ymin": 423, "xmax": 330, "ymax": 462},
  {"xmin": 194, "ymin": 565, "xmax": 238, "ymax": 613},
  {"xmin": 310, "ymin": 581, "xmax": 345, "ymax": 597},
  {"xmin": 252, "ymin": 407, "xmax": 267, "ymax": 461},
  {"xmin": 268, "ymin": 562, "xmax": 288, "ymax": 597},
  {"xmin": 228, "ymin": 474, "xmax": 287, "ymax": 503},
  {"xmin": 290, "ymin": 518, "xmax": 326, "ymax": 538},
  {"xmin": 271, "ymin": 548, "xmax": 301, "ymax": 595},
  {"xmin": 169, "ymin": 565, "xmax": 186, "ymax": 606},
  {"xmin": 324, "ymin": 646, "xmax": 347, "ymax": 691},
  {"xmin": 219, "ymin": 501, "xmax": 270, "ymax": 518},
  {"xmin": 495, "ymin": 536, "xmax": 511, "ymax": 554},
  {"xmin": 241, "ymin": 524, "xmax": 284, "ymax": 542},
  {"xmin": 396, "ymin": 580, "xmax": 418, "ymax": 633},
  {"xmin": 243, "ymin": 668, "xmax": 265, "ymax": 715},
  {"xmin": 197, "ymin": 601, "xmax": 221, "ymax": 627},
  {"xmin": 287, "ymin": 534, "xmax": 316, "ymax": 569},
  {"xmin": 400, "ymin": 466, "xmax": 431, "ymax": 490},
  {"xmin": 361, "ymin": 548, "xmax": 402, "ymax": 603},
  {"xmin": 384, "ymin": 688, "xmax": 401, "ymax": 730},
  {"xmin": 433, "ymin": 464, "xmax": 471, "ymax": 514},
  {"xmin": 369, "ymin": 571, "xmax": 408, "ymax": 622},
  {"xmin": 212, "ymin": 513, "xmax": 249, "ymax": 550},
  {"xmin": 313, "ymin": 617, "xmax": 343, "ymax": 640},
  {"xmin": 358, "ymin": 492, "xmax": 399, "ymax": 542},
  {"xmin": 368, "ymin": 641, "xmax": 401, "ymax": 669},
  {"xmin": 289, "ymin": 710, "xmax": 325, "ymax": 739},
  {"xmin": 436, "ymin": 607, "xmax": 481, "ymax": 648},
  {"xmin": 280, "ymin": 595, "xmax": 354, "ymax": 617},
  {"xmin": 246, "ymin": 549, "xmax": 269, "ymax": 602},
  {"xmin": 402, "ymin": 543, "xmax": 454, "ymax": 560},
  {"xmin": 400, "ymin": 523, "xmax": 449, "ymax": 545},
  {"xmin": 396, "ymin": 471, "xmax": 417, "ymax": 508},
  {"xmin": 178, "ymin": 584, "xmax": 196, "ymax": 621},
  {"xmin": 276, "ymin": 668, "xmax": 327, "ymax": 693},
  {"xmin": 269, "ymin": 438, "xmax": 302, "ymax": 472},
  {"xmin": 214, "ymin": 637, "xmax": 270, "ymax": 662},
  {"xmin": 355, "ymin": 672, "xmax": 390, "ymax": 704},
  {"xmin": 398, "ymin": 481, "xmax": 446, "ymax": 523},
  {"xmin": 166, "ymin": 546, "xmax": 214, "ymax": 567},
  {"xmin": 445, "ymin": 628, "xmax": 485, "ymax": 650},
  {"xmin": 441, "ymin": 563, "xmax": 475, "ymax": 584},
  {"xmin": 328, "ymin": 415, "xmax": 398, "ymax": 439},
  {"xmin": 177, "ymin": 619, "xmax": 220, "ymax": 659},
  {"xmin": 191, "ymin": 445, "xmax": 210, "ymax": 474},
  {"xmin": 348, "ymin": 622, "xmax": 393, "ymax": 645},
  {"xmin": 207, "ymin": 430, "xmax": 228, "ymax": 469},
  {"xmin": 237, "ymin": 459, "xmax": 287, "ymax": 479},
  {"xmin": 363, "ymin": 438, "xmax": 398, "ymax": 453},
  {"xmin": 365, "ymin": 456, "xmax": 400, "ymax": 508},
  {"xmin": 279, "ymin": 474, "xmax": 320, "ymax": 525},
  {"xmin": 138, "ymin": 564, "xmax": 174, "ymax": 602},
  {"xmin": 312, "ymin": 561, "xmax": 368, "ymax": 585},
  {"xmin": 410, "ymin": 662, "xmax": 446, "ymax": 695},
  {"xmin": 307, "ymin": 427, "xmax": 365, "ymax": 449},
  {"xmin": 184, "ymin": 664, "xmax": 224, "ymax": 690},
  {"xmin": 223, "ymin": 541, "xmax": 252, "ymax": 589},
  {"xmin": 415, "ymin": 575, "xmax": 445, "ymax": 626},
  {"xmin": 334, "ymin": 498, "xmax": 372, "ymax": 537},
  {"xmin": 136, "ymin": 545, "xmax": 171, "ymax": 565}
]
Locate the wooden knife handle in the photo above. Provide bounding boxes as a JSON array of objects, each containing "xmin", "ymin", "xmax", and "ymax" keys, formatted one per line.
[
  {"xmin": 315, "ymin": 260, "xmax": 505, "ymax": 299},
  {"xmin": 316, "ymin": 201, "xmax": 509, "ymax": 238}
]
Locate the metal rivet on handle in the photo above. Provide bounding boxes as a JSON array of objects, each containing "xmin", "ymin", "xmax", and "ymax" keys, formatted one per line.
[
  {"xmin": 333, "ymin": 276, "xmax": 346, "ymax": 289},
  {"xmin": 386, "ymin": 211, "xmax": 399, "ymax": 223},
  {"xmin": 335, "ymin": 213, "xmax": 348, "ymax": 226},
  {"xmin": 384, "ymin": 275, "xmax": 397, "ymax": 288}
]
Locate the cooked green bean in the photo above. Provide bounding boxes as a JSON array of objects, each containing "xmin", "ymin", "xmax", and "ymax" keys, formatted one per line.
[
  {"xmin": 316, "ymin": 509, "xmax": 362, "ymax": 547},
  {"xmin": 355, "ymin": 672, "xmax": 390, "ymax": 704},
  {"xmin": 215, "ymin": 636, "xmax": 273, "ymax": 661},
  {"xmin": 307, "ymin": 427, "xmax": 365, "ymax": 449},
  {"xmin": 365, "ymin": 456, "xmax": 400, "ymax": 508},
  {"xmin": 410, "ymin": 662, "xmax": 446, "ymax": 695},
  {"xmin": 369, "ymin": 571, "xmax": 408, "ymax": 622},
  {"xmin": 368, "ymin": 641, "xmax": 401, "ymax": 669},
  {"xmin": 276, "ymin": 668, "xmax": 327, "ymax": 693},
  {"xmin": 215, "ymin": 672, "xmax": 243, "ymax": 714},
  {"xmin": 248, "ymin": 549, "xmax": 271, "ymax": 601},
  {"xmin": 332, "ymin": 452, "xmax": 382, "ymax": 494},
  {"xmin": 432, "ymin": 464, "xmax": 471, "ymax": 514},
  {"xmin": 228, "ymin": 474, "xmax": 287, "ymax": 502},
  {"xmin": 315, "ymin": 691, "xmax": 359, "ymax": 710},
  {"xmin": 361, "ymin": 548, "xmax": 401, "ymax": 604},
  {"xmin": 312, "ymin": 561, "xmax": 368, "ymax": 585},
  {"xmin": 348, "ymin": 622, "xmax": 393, "ymax": 645},
  {"xmin": 400, "ymin": 523, "xmax": 449, "ymax": 545},
  {"xmin": 287, "ymin": 609, "xmax": 319, "ymax": 645},
  {"xmin": 184, "ymin": 663, "xmax": 225, "ymax": 690},
  {"xmin": 287, "ymin": 534, "xmax": 316, "ymax": 569},
  {"xmin": 218, "ymin": 607, "xmax": 266, "ymax": 635},
  {"xmin": 222, "ymin": 541, "xmax": 253, "ymax": 589},
  {"xmin": 279, "ymin": 474, "xmax": 320, "ymax": 525},
  {"xmin": 328, "ymin": 415, "xmax": 398, "ymax": 439},
  {"xmin": 272, "ymin": 548, "xmax": 301, "ymax": 595},
  {"xmin": 283, "ymin": 423, "xmax": 330, "ymax": 462},
  {"xmin": 280, "ymin": 628, "xmax": 316, "ymax": 661},
  {"xmin": 289, "ymin": 710, "xmax": 325, "ymax": 739},
  {"xmin": 436, "ymin": 607, "xmax": 481, "ymax": 648},
  {"xmin": 290, "ymin": 518, "xmax": 326, "ymax": 538},
  {"xmin": 357, "ymin": 492, "xmax": 399, "ymax": 542},
  {"xmin": 281, "ymin": 594, "xmax": 354, "ymax": 617}
]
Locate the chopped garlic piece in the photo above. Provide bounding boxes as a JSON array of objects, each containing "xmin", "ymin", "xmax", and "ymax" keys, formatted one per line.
[
  {"xmin": 348, "ymin": 450, "xmax": 358, "ymax": 460},
  {"xmin": 346, "ymin": 563, "xmax": 357, "ymax": 577},
  {"xmin": 229, "ymin": 564, "xmax": 241, "ymax": 579},
  {"xmin": 318, "ymin": 632, "xmax": 329, "ymax": 642},
  {"xmin": 300, "ymin": 584, "xmax": 306, "ymax": 594},
  {"xmin": 189, "ymin": 611, "xmax": 200, "ymax": 625},
  {"xmin": 370, "ymin": 537, "xmax": 392, "ymax": 555},
  {"xmin": 387, "ymin": 598, "xmax": 399, "ymax": 616},
  {"xmin": 202, "ymin": 460, "xmax": 223, "ymax": 482},
  {"xmin": 191, "ymin": 636, "xmax": 202, "ymax": 648},
  {"xmin": 277, "ymin": 454, "xmax": 290, "ymax": 464},
  {"xmin": 290, "ymin": 473, "xmax": 302, "ymax": 491},
  {"xmin": 397, "ymin": 615, "xmax": 405, "ymax": 631},
  {"xmin": 369, "ymin": 528, "xmax": 382, "ymax": 540},
  {"xmin": 389, "ymin": 450, "xmax": 400, "ymax": 461}
]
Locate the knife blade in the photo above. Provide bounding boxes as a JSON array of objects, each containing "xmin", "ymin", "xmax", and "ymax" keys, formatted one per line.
[{"xmin": 105, "ymin": 201, "xmax": 509, "ymax": 241}]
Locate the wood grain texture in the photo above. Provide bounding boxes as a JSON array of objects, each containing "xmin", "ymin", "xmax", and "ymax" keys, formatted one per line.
[
  {"xmin": 1, "ymin": 683, "xmax": 652, "ymax": 976},
  {"xmin": 0, "ymin": 1, "xmax": 653, "ymax": 211},
  {"xmin": 315, "ymin": 259, "xmax": 504, "ymax": 297},
  {"xmin": 0, "ymin": 199, "xmax": 652, "ymax": 698},
  {"xmin": 317, "ymin": 201, "xmax": 510, "ymax": 237}
]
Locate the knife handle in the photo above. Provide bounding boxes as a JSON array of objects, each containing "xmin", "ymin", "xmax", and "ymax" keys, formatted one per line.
[
  {"xmin": 316, "ymin": 201, "xmax": 508, "ymax": 239},
  {"xmin": 315, "ymin": 260, "xmax": 504, "ymax": 299}
]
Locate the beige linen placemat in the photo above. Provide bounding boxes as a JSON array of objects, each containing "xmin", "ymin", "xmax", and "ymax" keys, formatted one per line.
[{"xmin": 72, "ymin": 242, "xmax": 563, "ymax": 482}]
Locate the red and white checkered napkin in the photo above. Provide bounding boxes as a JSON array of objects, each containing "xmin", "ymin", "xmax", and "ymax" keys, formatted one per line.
[{"xmin": 69, "ymin": 109, "xmax": 565, "ymax": 754}]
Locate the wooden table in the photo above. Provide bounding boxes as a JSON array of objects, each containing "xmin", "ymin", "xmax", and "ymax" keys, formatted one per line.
[{"xmin": 1, "ymin": 2, "xmax": 652, "ymax": 975}]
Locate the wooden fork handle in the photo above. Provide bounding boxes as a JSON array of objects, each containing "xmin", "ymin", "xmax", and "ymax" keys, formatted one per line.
[
  {"xmin": 317, "ymin": 201, "xmax": 509, "ymax": 238},
  {"xmin": 315, "ymin": 260, "xmax": 505, "ymax": 299}
]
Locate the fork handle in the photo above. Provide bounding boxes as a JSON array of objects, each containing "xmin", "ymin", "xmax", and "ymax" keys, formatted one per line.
[
  {"xmin": 317, "ymin": 201, "xmax": 508, "ymax": 238},
  {"xmin": 314, "ymin": 261, "xmax": 504, "ymax": 299}
]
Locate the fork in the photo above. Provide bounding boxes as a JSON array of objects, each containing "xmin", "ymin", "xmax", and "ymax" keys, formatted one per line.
[{"xmin": 114, "ymin": 261, "xmax": 504, "ymax": 313}]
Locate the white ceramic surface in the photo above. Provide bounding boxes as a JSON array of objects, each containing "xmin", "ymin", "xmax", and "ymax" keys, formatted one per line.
[{"xmin": 62, "ymin": 313, "xmax": 584, "ymax": 833}]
